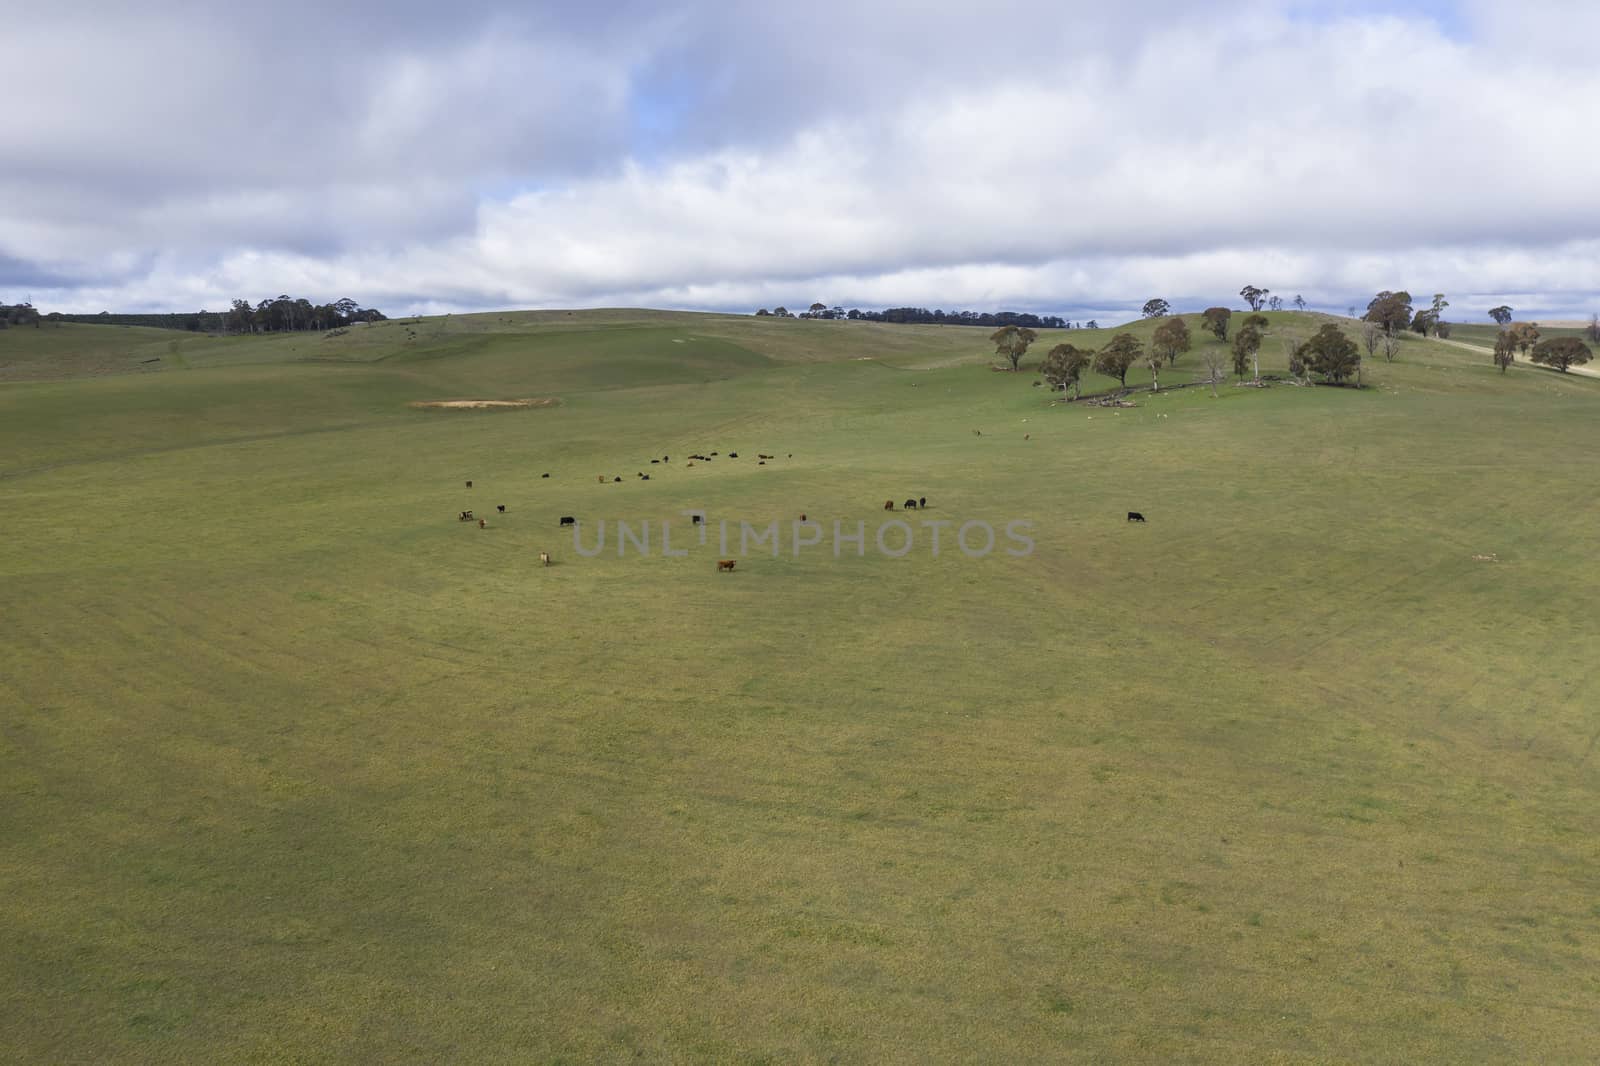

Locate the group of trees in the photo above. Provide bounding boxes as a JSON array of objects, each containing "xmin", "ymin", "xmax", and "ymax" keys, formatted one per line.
[
  {"xmin": 12, "ymin": 297, "xmax": 387, "ymax": 334},
  {"xmin": 1362, "ymin": 290, "xmax": 1454, "ymax": 339},
  {"xmin": 1145, "ymin": 288, "xmax": 1305, "ymax": 321},
  {"xmin": 1031, "ymin": 310, "xmax": 1362, "ymax": 397},
  {"xmin": 1484, "ymin": 309, "xmax": 1595, "ymax": 373},
  {"xmin": 221, "ymin": 296, "xmax": 386, "ymax": 334},
  {"xmin": 756, "ymin": 304, "xmax": 1069, "ymax": 328},
  {"xmin": 0, "ymin": 302, "xmax": 43, "ymax": 328}
]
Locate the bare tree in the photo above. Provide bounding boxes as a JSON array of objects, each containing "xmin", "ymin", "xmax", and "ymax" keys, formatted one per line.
[
  {"xmin": 1380, "ymin": 331, "xmax": 1402, "ymax": 363},
  {"xmin": 1280, "ymin": 335, "xmax": 1302, "ymax": 382},
  {"xmin": 1198, "ymin": 347, "xmax": 1228, "ymax": 397},
  {"xmin": 1361, "ymin": 320, "xmax": 1382, "ymax": 359}
]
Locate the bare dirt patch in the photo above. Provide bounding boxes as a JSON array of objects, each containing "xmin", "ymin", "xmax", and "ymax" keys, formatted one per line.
[{"xmin": 408, "ymin": 398, "xmax": 558, "ymax": 410}]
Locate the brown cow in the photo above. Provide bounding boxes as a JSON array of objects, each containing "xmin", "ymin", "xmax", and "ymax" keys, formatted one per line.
[
  {"xmin": 799, "ymin": 513, "xmax": 807, "ymax": 522},
  {"xmin": 884, "ymin": 500, "xmax": 894, "ymax": 510},
  {"xmin": 717, "ymin": 559, "xmax": 737, "ymax": 572},
  {"xmin": 539, "ymin": 551, "xmax": 551, "ymax": 566},
  {"xmin": 598, "ymin": 475, "xmax": 606, "ymax": 483},
  {"xmin": 478, "ymin": 518, "xmax": 487, "ymax": 529}
]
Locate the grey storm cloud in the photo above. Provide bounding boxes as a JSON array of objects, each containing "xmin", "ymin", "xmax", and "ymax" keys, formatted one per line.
[{"xmin": 4, "ymin": 0, "xmax": 1599, "ymax": 320}]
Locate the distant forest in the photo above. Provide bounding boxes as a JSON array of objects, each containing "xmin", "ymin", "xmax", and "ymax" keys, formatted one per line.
[
  {"xmin": 757, "ymin": 304, "xmax": 1075, "ymax": 329},
  {"xmin": 2, "ymin": 296, "xmax": 387, "ymax": 334}
]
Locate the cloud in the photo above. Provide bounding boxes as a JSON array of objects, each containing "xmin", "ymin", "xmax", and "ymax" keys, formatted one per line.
[{"xmin": 5, "ymin": 1, "xmax": 1598, "ymax": 320}]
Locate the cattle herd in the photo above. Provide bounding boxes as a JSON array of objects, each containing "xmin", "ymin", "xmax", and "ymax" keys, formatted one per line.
[{"xmin": 455, "ymin": 445, "xmax": 1143, "ymax": 571}]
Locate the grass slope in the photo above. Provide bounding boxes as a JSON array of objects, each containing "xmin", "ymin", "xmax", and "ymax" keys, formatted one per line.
[{"xmin": 2, "ymin": 311, "xmax": 1598, "ymax": 1062}]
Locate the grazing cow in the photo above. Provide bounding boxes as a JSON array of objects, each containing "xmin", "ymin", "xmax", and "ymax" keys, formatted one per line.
[
  {"xmin": 692, "ymin": 515, "xmax": 704, "ymax": 525},
  {"xmin": 478, "ymin": 518, "xmax": 487, "ymax": 529},
  {"xmin": 497, "ymin": 505, "xmax": 506, "ymax": 513},
  {"xmin": 598, "ymin": 475, "xmax": 606, "ymax": 483},
  {"xmin": 687, "ymin": 461, "xmax": 696, "ymax": 467},
  {"xmin": 710, "ymin": 451, "xmax": 719, "ymax": 456},
  {"xmin": 466, "ymin": 480, "xmax": 473, "ymax": 488},
  {"xmin": 560, "ymin": 516, "xmax": 576, "ymax": 526},
  {"xmin": 614, "ymin": 477, "xmax": 622, "ymax": 483},
  {"xmin": 904, "ymin": 499, "xmax": 918, "ymax": 510},
  {"xmin": 1025, "ymin": 433, "xmax": 1030, "ymax": 440},
  {"xmin": 717, "ymin": 559, "xmax": 737, "ymax": 572},
  {"xmin": 541, "ymin": 473, "xmax": 550, "ymax": 478},
  {"xmin": 1127, "ymin": 511, "xmax": 1146, "ymax": 523},
  {"xmin": 884, "ymin": 500, "xmax": 894, "ymax": 510},
  {"xmin": 919, "ymin": 497, "xmax": 926, "ymax": 509},
  {"xmin": 651, "ymin": 459, "xmax": 660, "ymax": 464},
  {"xmin": 729, "ymin": 452, "xmax": 738, "ymax": 458},
  {"xmin": 539, "ymin": 551, "xmax": 551, "ymax": 566},
  {"xmin": 799, "ymin": 513, "xmax": 807, "ymax": 521},
  {"xmin": 759, "ymin": 461, "xmax": 766, "ymax": 465},
  {"xmin": 458, "ymin": 510, "xmax": 473, "ymax": 521},
  {"xmin": 642, "ymin": 475, "xmax": 650, "ymax": 480}
]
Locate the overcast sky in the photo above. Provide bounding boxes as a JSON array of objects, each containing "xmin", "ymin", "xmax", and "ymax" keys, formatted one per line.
[{"xmin": 4, "ymin": 0, "xmax": 1598, "ymax": 322}]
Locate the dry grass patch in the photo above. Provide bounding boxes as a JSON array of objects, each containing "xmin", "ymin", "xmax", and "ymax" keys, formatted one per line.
[{"xmin": 408, "ymin": 397, "xmax": 558, "ymax": 410}]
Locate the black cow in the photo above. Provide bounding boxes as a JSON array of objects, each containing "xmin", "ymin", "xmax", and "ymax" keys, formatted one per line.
[
  {"xmin": 919, "ymin": 496, "xmax": 926, "ymax": 509},
  {"xmin": 692, "ymin": 515, "xmax": 704, "ymax": 525},
  {"xmin": 614, "ymin": 477, "xmax": 622, "ymax": 483},
  {"xmin": 465, "ymin": 480, "xmax": 473, "ymax": 488},
  {"xmin": 1127, "ymin": 511, "xmax": 1146, "ymax": 523},
  {"xmin": 651, "ymin": 459, "xmax": 660, "ymax": 464},
  {"xmin": 904, "ymin": 499, "xmax": 918, "ymax": 510},
  {"xmin": 497, "ymin": 505, "xmax": 506, "ymax": 513},
  {"xmin": 560, "ymin": 516, "xmax": 576, "ymax": 526},
  {"xmin": 729, "ymin": 452, "xmax": 738, "ymax": 458},
  {"xmin": 642, "ymin": 474, "xmax": 650, "ymax": 480},
  {"xmin": 541, "ymin": 473, "xmax": 550, "ymax": 478}
]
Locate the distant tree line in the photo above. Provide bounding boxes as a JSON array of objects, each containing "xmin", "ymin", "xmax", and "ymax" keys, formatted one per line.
[
  {"xmin": 35, "ymin": 296, "xmax": 387, "ymax": 334},
  {"xmin": 756, "ymin": 303, "xmax": 1069, "ymax": 329}
]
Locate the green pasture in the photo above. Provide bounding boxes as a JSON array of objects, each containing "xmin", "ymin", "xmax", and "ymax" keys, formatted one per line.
[{"xmin": 2, "ymin": 311, "xmax": 1597, "ymax": 1062}]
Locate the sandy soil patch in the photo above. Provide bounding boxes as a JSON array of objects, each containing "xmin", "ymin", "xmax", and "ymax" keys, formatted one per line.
[{"xmin": 408, "ymin": 398, "xmax": 558, "ymax": 410}]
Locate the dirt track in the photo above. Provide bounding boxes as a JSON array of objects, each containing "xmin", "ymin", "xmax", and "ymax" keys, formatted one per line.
[{"xmin": 1432, "ymin": 337, "xmax": 1598, "ymax": 379}]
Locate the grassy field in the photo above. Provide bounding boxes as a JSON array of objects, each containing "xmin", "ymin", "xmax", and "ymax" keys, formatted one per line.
[{"xmin": 3, "ymin": 310, "xmax": 1598, "ymax": 1062}]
